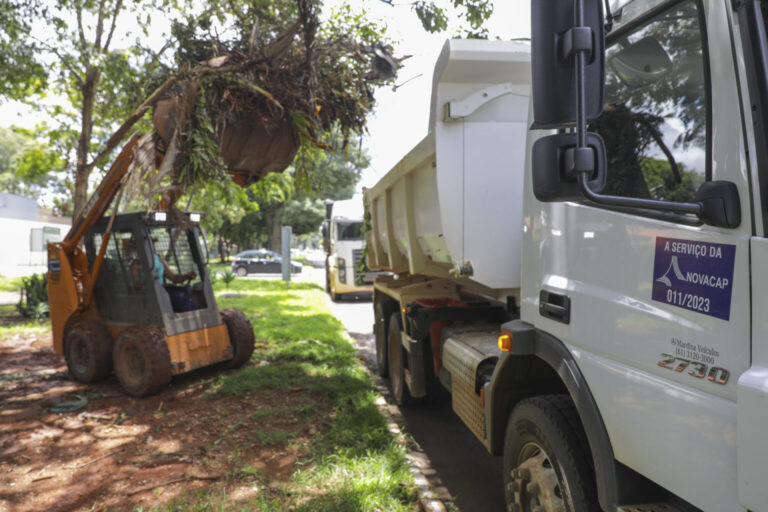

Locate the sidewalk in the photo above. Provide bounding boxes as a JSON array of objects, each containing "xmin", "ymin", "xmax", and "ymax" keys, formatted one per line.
[{"xmin": 0, "ymin": 291, "xmax": 20, "ymax": 305}]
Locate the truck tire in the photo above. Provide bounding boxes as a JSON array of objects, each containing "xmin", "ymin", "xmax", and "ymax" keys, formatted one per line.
[
  {"xmin": 219, "ymin": 308, "xmax": 256, "ymax": 369},
  {"xmin": 113, "ymin": 325, "xmax": 172, "ymax": 397},
  {"xmin": 387, "ymin": 312, "xmax": 413, "ymax": 405},
  {"xmin": 63, "ymin": 319, "xmax": 114, "ymax": 383},
  {"xmin": 503, "ymin": 395, "xmax": 598, "ymax": 512},
  {"xmin": 374, "ymin": 297, "xmax": 396, "ymax": 377}
]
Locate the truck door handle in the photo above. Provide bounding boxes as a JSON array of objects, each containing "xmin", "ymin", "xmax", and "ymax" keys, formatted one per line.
[{"xmin": 539, "ymin": 290, "xmax": 571, "ymax": 324}]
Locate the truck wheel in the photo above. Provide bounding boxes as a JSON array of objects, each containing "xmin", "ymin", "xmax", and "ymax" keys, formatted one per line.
[
  {"xmin": 374, "ymin": 298, "xmax": 395, "ymax": 377},
  {"xmin": 503, "ymin": 395, "xmax": 598, "ymax": 512},
  {"xmin": 113, "ymin": 325, "xmax": 172, "ymax": 397},
  {"xmin": 64, "ymin": 320, "xmax": 114, "ymax": 383},
  {"xmin": 387, "ymin": 312, "xmax": 412, "ymax": 405},
  {"xmin": 219, "ymin": 308, "xmax": 256, "ymax": 369},
  {"xmin": 235, "ymin": 266, "xmax": 248, "ymax": 277}
]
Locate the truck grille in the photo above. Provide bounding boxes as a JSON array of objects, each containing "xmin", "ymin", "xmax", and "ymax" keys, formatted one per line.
[{"xmin": 352, "ymin": 249, "xmax": 364, "ymax": 282}]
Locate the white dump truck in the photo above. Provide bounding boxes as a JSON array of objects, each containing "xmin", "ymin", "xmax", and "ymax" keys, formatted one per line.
[
  {"xmin": 366, "ymin": 0, "xmax": 768, "ymax": 507},
  {"xmin": 322, "ymin": 196, "xmax": 375, "ymax": 300}
]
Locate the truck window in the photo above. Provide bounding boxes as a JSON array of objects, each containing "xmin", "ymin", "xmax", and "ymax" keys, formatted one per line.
[
  {"xmin": 589, "ymin": 0, "xmax": 709, "ymax": 203},
  {"xmin": 337, "ymin": 222, "xmax": 362, "ymax": 241}
]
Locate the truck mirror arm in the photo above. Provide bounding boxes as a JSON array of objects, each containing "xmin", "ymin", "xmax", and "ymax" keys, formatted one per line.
[
  {"xmin": 576, "ymin": 171, "xmax": 703, "ymax": 215},
  {"xmin": 577, "ymin": 172, "xmax": 742, "ymax": 228}
]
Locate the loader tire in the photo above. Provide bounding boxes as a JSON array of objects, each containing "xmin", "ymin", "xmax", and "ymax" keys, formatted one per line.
[
  {"xmin": 503, "ymin": 395, "xmax": 598, "ymax": 512},
  {"xmin": 113, "ymin": 325, "xmax": 171, "ymax": 397},
  {"xmin": 64, "ymin": 320, "xmax": 114, "ymax": 383},
  {"xmin": 219, "ymin": 308, "xmax": 255, "ymax": 369},
  {"xmin": 387, "ymin": 312, "xmax": 413, "ymax": 405}
]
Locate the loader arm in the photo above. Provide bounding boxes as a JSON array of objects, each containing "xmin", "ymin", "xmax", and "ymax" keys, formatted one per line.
[{"xmin": 47, "ymin": 134, "xmax": 143, "ymax": 354}]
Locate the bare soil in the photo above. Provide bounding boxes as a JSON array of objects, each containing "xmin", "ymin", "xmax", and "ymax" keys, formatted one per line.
[{"xmin": 0, "ymin": 332, "xmax": 323, "ymax": 512}]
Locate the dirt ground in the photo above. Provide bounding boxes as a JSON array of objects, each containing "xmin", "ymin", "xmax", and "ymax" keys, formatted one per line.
[{"xmin": 0, "ymin": 330, "xmax": 323, "ymax": 512}]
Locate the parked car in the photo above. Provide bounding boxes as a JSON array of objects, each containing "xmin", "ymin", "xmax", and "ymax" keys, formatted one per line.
[{"xmin": 231, "ymin": 250, "xmax": 302, "ymax": 276}]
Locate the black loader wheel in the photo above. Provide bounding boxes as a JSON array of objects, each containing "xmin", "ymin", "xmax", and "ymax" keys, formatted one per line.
[
  {"xmin": 63, "ymin": 319, "xmax": 114, "ymax": 383},
  {"xmin": 374, "ymin": 298, "xmax": 396, "ymax": 377},
  {"xmin": 220, "ymin": 308, "xmax": 255, "ymax": 369},
  {"xmin": 387, "ymin": 312, "xmax": 412, "ymax": 405},
  {"xmin": 503, "ymin": 395, "xmax": 598, "ymax": 512},
  {"xmin": 113, "ymin": 325, "xmax": 171, "ymax": 397}
]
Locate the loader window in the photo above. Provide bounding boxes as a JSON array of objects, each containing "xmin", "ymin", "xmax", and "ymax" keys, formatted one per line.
[
  {"xmin": 590, "ymin": 0, "xmax": 709, "ymax": 203},
  {"xmin": 149, "ymin": 227, "xmax": 207, "ymax": 313}
]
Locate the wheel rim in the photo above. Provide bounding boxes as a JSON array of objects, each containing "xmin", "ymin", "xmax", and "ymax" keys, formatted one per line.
[
  {"xmin": 237, "ymin": 267, "xmax": 247, "ymax": 276},
  {"xmin": 509, "ymin": 442, "xmax": 566, "ymax": 512},
  {"xmin": 388, "ymin": 321, "xmax": 403, "ymax": 398}
]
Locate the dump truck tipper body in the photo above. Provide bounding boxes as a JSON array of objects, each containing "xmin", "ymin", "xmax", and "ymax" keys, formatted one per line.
[{"xmin": 365, "ymin": 39, "xmax": 530, "ymax": 300}]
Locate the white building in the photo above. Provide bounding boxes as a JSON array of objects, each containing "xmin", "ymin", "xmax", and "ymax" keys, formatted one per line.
[{"xmin": 0, "ymin": 193, "xmax": 71, "ymax": 277}]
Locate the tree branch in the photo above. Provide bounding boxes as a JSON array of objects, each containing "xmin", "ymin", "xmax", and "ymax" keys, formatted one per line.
[
  {"xmin": 29, "ymin": 34, "xmax": 85, "ymax": 88},
  {"xmin": 102, "ymin": 0, "xmax": 123, "ymax": 51},
  {"xmin": 93, "ymin": 0, "xmax": 107, "ymax": 51},
  {"xmin": 75, "ymin": 0, "xmax": 87, "ymax": 57}
]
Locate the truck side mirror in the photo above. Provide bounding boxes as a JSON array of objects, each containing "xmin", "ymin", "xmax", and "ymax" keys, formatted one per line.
[
  {"xmin": 532, "ymin": 132, "xmax": 607, "ymax": 202},
  {"xmin": 530, "ymin": 0, "xmax": 605, "ymax": 128},
  {"xmin": 695, "ymin": 181, "xmax": 741, "ymax": 229}
]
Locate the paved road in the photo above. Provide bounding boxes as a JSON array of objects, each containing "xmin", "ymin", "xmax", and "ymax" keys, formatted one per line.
[{"xmin": 315, "ymin": 268, "xmax": 506, "ymax": 512}]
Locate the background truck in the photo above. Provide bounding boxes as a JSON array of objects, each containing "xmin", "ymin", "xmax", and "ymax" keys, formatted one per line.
[
  {"xmin": 366, "ymin": 0, "xmax": 768, "ymax": 507},
  {"xmin": 322, "ymin": 196, "xmax": 377, "ymax": 300}
]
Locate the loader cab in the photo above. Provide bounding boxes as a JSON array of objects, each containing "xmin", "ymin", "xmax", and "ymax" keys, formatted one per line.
[{"xmin": 84, "ymin": 210, "xmax": 220, "ymax": 336}]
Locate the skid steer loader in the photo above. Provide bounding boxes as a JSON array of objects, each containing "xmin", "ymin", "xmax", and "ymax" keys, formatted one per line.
[{"xmin": 47, "ymin": 134, "xmax": 255, "ymax": 396}]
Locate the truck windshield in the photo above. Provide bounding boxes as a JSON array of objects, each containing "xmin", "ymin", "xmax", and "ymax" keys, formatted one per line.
[{"xmin": 337, "ymin": 222, "xmax": 362, "ymax": 241}]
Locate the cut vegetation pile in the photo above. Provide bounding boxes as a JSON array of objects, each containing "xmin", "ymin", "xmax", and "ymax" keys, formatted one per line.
[{"xmin": 0, "ymin": 278, "xmax": 417, "ymax": 511}]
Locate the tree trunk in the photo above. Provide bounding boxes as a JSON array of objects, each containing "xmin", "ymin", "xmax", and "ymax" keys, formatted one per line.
[
  {"xmin": 267, "ymin": 203, "xmax": 285, "ymax": 252},
  {"xmin": 218, "ymin": 233, "xmax": 225, "ymax": 263},
  {"xmin": 72, "ymin": 67, "xmax": 101, "ymax": 220}
]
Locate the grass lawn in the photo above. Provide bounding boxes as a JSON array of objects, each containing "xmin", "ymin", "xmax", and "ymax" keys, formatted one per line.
[
  {"xmin": 0, "ymin": 273, "xmax": 416, "ymax": 510},
  {"xmin": 0, "ymin": 275, "xmax": 23, "ymax": 293},
  {"xmin": 154, "ymin": 279, "xmax": 417, "ymax": 511}
]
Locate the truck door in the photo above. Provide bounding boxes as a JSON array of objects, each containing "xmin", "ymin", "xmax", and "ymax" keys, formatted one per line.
[{"xmin": 522, "ymin": 1, "xmax": 749, "ymax": 509}]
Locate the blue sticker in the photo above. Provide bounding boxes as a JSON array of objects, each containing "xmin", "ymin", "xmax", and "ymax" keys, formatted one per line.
[
  {"xmin": 651, "ymin": 237, "xmax": 735, "ymax": 320},
  {"xmin": 48, "ymin": 259, "xmax": 60, "ymax": 273}
]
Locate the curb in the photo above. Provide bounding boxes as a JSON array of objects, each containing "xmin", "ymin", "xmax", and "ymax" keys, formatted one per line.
[{"xmin": 368, "ymin": 372, "xmax": 452, "ymax": 512}]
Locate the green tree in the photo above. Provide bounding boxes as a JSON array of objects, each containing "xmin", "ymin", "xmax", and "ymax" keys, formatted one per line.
[
  {"xmin": 0, "ymin": 0, "xmax": 178, "ymax": 218},
  {"xmin": 0, "ymin": 127, "xmax": 69, "ymax": 209},
  {"xmin": 380, "ymin": 0, "xmax": 493, "ymax": 37}
]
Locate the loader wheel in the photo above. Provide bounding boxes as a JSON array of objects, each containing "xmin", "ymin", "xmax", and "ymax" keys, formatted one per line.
[
  {"xmin": 64, "ymin": 320, "xmax": 114, "ymax": 383},
  {"xmin": 374, "ymin": 298, "xmax": 396, "ymax": 377},
  {"xmin": 219, "ymin": 308, "xmax": 255, "ymax": 369},
  {"xmin": 503, "ymin": 395, "xmax": 598, "ymax": 512},
  {"xmin": 113, "ymin": 325, "xmax": 171, "ymax": 397},
  {"xmin": 387, "ymin": 312, "xmax": 412, "ymax": 405}
]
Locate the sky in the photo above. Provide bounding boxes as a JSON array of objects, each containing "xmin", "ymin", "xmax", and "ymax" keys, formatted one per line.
[
  {"xmin": 0, "ymin": 1, "xmax": 531, "ymax": 192},
  {"xmin": 352, "ymin": 1, "xmax": 530, "ymax": 188}
]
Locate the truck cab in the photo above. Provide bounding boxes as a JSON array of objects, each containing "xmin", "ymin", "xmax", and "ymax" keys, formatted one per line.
[
  {"xmin": 365, "ymin": 1, "xmax": 768, "ymax": 508},
  {"xmin": 323, "ymin": 197, "xmax": 374, "ymax": 300}
]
